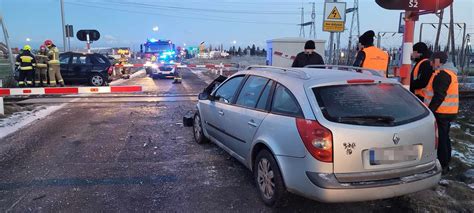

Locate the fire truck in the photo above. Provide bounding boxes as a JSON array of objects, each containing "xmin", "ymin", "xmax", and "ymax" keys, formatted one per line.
[{"xmin": 140, "ymin": 39, "xmax": 176, "ymax": 63}]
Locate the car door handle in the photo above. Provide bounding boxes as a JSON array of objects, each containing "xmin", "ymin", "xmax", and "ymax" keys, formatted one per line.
[
  {"xmin": 218, "ymin": 110, "xmax": 224, "ymax": 116},
  {"xmin": 248, "ymin": 120, "xmax": 258, "ymax": 127}
]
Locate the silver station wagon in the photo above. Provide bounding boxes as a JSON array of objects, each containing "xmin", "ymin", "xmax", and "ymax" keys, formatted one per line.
[{"xmin": 193, "ymin": 65, "xmax": 441, "ymax": 206}]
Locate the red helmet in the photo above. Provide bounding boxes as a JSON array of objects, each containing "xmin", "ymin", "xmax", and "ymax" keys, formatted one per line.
[
  {"xmin": 40, "ymin": 45, "xmax": 46, "ymax": 49},
  {"xmin": 44, "ymin": 40, "xmax": 53, "ymax": 46}
]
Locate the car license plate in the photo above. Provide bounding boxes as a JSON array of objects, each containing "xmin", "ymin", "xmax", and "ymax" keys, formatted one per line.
[
  {"xmin": 162, "ymin": 71, "xmax": 171, "ymax": 75},
  {"xmin": 369, "ymin": 145, "xmax": 419, "ymax": 165}
]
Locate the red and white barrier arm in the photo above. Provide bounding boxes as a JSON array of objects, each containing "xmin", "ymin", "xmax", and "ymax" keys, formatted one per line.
[
  {"xmin": 114, "ymin": 63, "xmax": 234, "ymax": 68},
  {"xmin": 0, "ymin": 86, "xmax": 142, "ymax": 96}
]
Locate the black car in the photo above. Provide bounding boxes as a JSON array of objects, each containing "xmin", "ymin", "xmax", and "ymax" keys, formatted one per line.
[{"xmin": 59, "ymin": 52, "xmax": 112, "ymax": 86}]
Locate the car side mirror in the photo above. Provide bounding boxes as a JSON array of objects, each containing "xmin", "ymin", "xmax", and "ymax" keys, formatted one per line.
[
  {"xmin": 208, "ymin": 94, "xmax": 220, "ymax": 102},
  {"xmin": 198, "ymin": 93, "xmax": 209, "ymax": 100}
]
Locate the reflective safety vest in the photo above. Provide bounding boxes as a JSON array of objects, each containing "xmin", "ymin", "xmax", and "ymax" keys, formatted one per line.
[
  {"xmin": 15, "ymin": 52, "xmax": 36, "ymax": 71},
  {"xmin": 422, "ymin": 69, "xmax": 459, "ymax": 114},
  {"xmin": 412, "ymin": 58, "xmax": 429, "ymax": 97},
  {"xmin": 48, "ymin": 46, "xmax": 60, "ymax": 64},
  {"xmin": 361, "ymin": 46, "xmax": 389, "ymax": 77}
]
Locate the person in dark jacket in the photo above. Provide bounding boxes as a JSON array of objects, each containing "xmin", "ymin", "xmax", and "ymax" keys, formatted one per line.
[
  {"xmin": 423, "ymin": 52, "xmax": 459, "ymax": 174},
  {"xmin": 410, "ymin": 42, "xmax": 433, "ymax": 101},
  {"xmin": 15, "ymin": 45, "xmax": 36, "ymax": 87},
  {"xmin": 353, "ymin": 30, "xmax": 389, "ymax": 77},
  {"xmin": 291, "ymin": 40, "xmax": 324, "ymax": 67}
]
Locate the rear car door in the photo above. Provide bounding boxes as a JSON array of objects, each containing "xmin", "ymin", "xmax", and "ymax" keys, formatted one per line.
[
  {"xmin": 91, "ymin": 54, "xmax": 111, "ymax": 77},
  {"xmin": 220, "ymin": 76, "xmax": 272, "ymax": 159},
  {"xmin": 200, "ymin": 75, "xmax": 246, "ymax": 144},
  {"xmin": 311, "ymin": 83, "xmax": 435, "ymax": 179},
  {"xmin": 70, "ymin": 54, "xmax": 93, "ymax": 81}
]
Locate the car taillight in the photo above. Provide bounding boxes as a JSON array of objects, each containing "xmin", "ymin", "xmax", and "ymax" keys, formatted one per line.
[
  {"xmin": 434, "ymin": 121, "xmax": 439, "ymax": 150},
  {"xmin": 296, "ymin": 118, "xmax": 333, "ymax": 163},
  {"xmin": 107, "ymin": 66, "xmax": 113, "ymax": 75}
]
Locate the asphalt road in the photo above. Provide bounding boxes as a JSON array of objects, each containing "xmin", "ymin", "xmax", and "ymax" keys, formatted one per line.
[{"xmin": 0, "ymin": 69, "xmax": 438, "ymax": 212}]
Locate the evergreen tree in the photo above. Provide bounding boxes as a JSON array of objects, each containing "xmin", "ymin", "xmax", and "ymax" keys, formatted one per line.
[{"xmin": 250, "ymin": 44, "xmax": 256, "ymax": 56}]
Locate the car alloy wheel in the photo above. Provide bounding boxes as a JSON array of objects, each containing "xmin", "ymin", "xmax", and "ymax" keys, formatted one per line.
[
  {"xmin": 91, "ymin": 75, "xmax": 104, "ymax": 86},
  {"xmin": 193, "ymin": 113, "xmax": 208, "ymax": 144},
  {"xmin": 257, "ymin": 158, "xmax": 275, "ymax": 200},
  {"xmin": 194, "ymin": 115, "xmax": 202, "ymax": 140},
  {"xmin": 254, "ymin": 149, "xmax": 286, "ymax": 206}
]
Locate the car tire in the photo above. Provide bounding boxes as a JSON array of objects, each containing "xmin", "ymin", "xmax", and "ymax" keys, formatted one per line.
[
  {"xmin": 254, "ymin": 149, "xmax": 286, "ymax": 207},
  {"xmin": 89, "ymin": 74, "xmax": 105, "ymax": 86},
  {"xmin": 193, "ymin": 112, "xmax": 208, "ymax": 144}
]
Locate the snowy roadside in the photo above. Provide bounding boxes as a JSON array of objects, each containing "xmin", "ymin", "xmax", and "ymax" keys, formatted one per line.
[
  {"xmin": 0, "ymin": 69, "xmax": 146, "ymax": 139},
  {"xmin": 0, "ymin": 103, "xmax": 69, "ymax": 139}
]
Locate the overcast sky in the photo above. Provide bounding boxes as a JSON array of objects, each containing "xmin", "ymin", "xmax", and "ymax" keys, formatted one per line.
[{"xmin": 1, "ymin": 0, "xmax": 473, "ymax": 50}]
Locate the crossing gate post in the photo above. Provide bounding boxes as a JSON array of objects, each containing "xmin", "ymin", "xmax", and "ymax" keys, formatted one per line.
[{"xmin": 0, "ymin": 79, "xmax": 3, "ymax": 115}]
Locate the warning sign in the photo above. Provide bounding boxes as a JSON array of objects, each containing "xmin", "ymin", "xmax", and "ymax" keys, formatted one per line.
[
  {"xmin": 328, "ymin": 7, "xmax": 342, "ymax": 19},
  {"xmin": 323, "ymin": 2, "xmax": 346, "ymax": 32}
]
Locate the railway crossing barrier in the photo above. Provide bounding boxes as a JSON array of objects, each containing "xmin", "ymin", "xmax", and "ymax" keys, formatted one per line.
[{"xmin": 0, "ymin": 85, "xmax": 142, "ymax": 115}]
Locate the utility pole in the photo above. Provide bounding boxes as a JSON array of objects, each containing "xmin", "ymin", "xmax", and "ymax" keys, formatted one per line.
[
  {"xmin": 0, "ymin": 12, "xmax": 15, "ymax": 76},
  {"xmin": 327, "ymin": 0, "xmax": 336, "ymax": 64},
  {"xmin": 448, "ymin": 4, "xmax": 456, "ymax": 67},
  {"xmin": 434, "ymin": 9, "xmax": 444, "ymax": 51},
  {"xmin": 60, "ymin": 0, "xmax": 67, "ymax": 52},
  {"xmin": 309, "ymin": 2, "xmax": 316, "ymax": 39},
  {"xmin": 299, "ymin": 7, "xmax": 305, "ymax": 37},
  {"xmin": 346, "ymin": 0, "xmax": 360, "ymax": 65}
]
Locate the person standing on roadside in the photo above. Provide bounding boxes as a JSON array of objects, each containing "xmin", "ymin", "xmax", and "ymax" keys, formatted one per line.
[
  {"xmin": 410, "ymin": 42, "xmax": 433, "ymax": 101},
  {"xmin": 44, "ymin": 40, "xmax": 65, "ymax": 87},
  {"xmin": 291, "ymin": 40, "xmax": 324, "ymax": 67},
  {"xmin": 353, "ymin": 30, "xmax": 389, "ymax": 77},
  {"xmin": 422, "ymin": 52, "xmax": 459, "ymax": 174},
  {"xmin": 15, "ymin": 45, "xmax": 36, "ymax": 87},
  {"xmin": 35, "ymin": 45, "xmax": 49, "ymax": 87}
]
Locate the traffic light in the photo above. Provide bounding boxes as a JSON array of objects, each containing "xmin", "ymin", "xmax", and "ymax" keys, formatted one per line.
[
  {"xmin": 375, "ymin": 0, "xmax": 453, "ymax": 11},
  {"xmin": 76, "ymin": 30, "xmax": 101, "ymax": 42}
]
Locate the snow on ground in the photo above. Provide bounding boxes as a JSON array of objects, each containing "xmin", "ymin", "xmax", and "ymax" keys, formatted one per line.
[
  {"xmin": 0, "ymin": 103, "xmax": 68, "ymax": 139},
  {"xmin": 0, "ymin": 70, "xmax": 145, "ymax": 139}
]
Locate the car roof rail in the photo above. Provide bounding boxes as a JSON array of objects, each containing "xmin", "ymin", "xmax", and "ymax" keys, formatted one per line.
[
  {"xmin": 246, "ymin": 65, "xmax": 311, "ymax": 79},
  {"xmin": 303, "ymin": 65, "xmax": 385, "ymax": 77}
]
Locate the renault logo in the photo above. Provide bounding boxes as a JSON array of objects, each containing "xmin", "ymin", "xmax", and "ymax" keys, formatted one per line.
[{"xmin": 393, "ymin": 133, "xmax": 400, "ymax": 145}]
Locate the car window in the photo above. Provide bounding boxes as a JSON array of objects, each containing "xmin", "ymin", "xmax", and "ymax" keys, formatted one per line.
[
  {"xmin": 214, "ymin": 76, "xmax": 245, "ymax": 104},
  {"xmin": 271, "ymin": 84, "xmax": 303, "ymax": 117},
  {"xmin": 256, "ymin": 80, "xmax": 274, "ymax": 110},
  {"xmin": 95, "ymin": 55, "xmax": 107, "ymax": 64},
  {"xmin": 59, "ymin": 54, "xmax": 70, "ymax": 65},
  {"xmin": 313, "ymin": 84, "xmax": 430, "ymax": 126},
  {"xmin": 236, "ymin": 76, "xmax": 268, "ymax": 108},
  {"xmin": 72, "ymin": 55, "xmax": 90, "ymax": 64}
]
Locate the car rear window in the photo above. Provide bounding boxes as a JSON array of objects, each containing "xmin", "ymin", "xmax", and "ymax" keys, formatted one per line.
[{"xmin": 313, "ymin": 84, "xmax": 429, "ymax": 126}]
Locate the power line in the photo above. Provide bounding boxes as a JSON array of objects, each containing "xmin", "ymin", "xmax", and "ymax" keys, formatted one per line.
[
  {"xmin": 65, "ymin": 2, "xmax": 297, "ymax": 25},
  {"xmin": 96, "ymin": 1, "xmax": 304, "ymax": 15}
]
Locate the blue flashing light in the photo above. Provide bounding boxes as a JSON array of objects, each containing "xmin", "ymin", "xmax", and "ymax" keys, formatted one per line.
[{"xmin": 148, "ymin": 38, "xmax": 159, "ymax": 43}]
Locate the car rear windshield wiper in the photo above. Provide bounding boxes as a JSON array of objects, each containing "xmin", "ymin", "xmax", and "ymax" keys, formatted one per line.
[{"xmin": 337, "ymin": 115, "xmax": 395, "ymax": 124}]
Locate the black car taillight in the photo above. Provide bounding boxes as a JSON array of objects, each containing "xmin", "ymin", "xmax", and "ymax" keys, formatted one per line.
[{"xmin": 107, "ymin": 66, "xmax": 113, "ymax": 75}]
